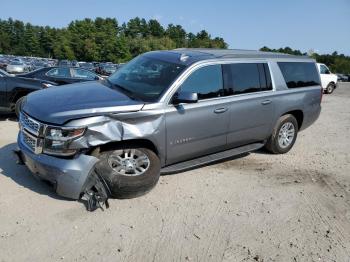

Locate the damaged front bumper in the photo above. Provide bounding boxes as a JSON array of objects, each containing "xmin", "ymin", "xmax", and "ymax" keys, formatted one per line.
[{"xmin": 17, "ymin": 134, "xmax": 99, "ymax": 199}]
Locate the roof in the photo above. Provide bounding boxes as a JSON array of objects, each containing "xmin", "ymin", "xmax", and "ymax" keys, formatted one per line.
[
  {"xmin": 144, "ymin": 48, "xmax": 311, "ymax": 67},
  {"xmin": 172, "ymin": 48, "xmax": 309, "ymax": 60}
]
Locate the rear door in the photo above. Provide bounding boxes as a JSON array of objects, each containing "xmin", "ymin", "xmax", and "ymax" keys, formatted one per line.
[
  {"xmin": 165, "ymin": 64, "xmax": 230, "ymax": 165},
  {"xmin": 223, "ymin": 62, "xmax": 274, "ymax": 147}
]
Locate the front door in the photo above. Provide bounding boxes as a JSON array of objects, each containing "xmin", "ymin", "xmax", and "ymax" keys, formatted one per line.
[
  {"xmin": 165, "ymin": 64, "xmax": 230, "ymax": 165},
  {"xmin": 319, "ymin": 64, "xmax": 332, "ymax": 89},
  {"xmin": 0, "ymin": 76, "xmax": 7, "ymax": 108}
]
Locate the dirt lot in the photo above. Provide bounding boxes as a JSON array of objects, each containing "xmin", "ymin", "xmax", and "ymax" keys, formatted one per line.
[{"xmin": 0, "ymin": 83, "xmax": 350, "ymax": 262}]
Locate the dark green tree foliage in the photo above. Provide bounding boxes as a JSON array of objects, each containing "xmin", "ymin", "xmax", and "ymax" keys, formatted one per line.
[
  {"xmin": 260, "ymin": 46, "xmax": 350, "ymax": 74},
  {"xmin": 0, "ymin": 17, "xmax": 228, "ymax": 62}
]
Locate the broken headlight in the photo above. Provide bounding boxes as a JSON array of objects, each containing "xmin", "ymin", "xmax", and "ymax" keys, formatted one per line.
[{"xmin": 43, "ymin": 126, "xmax": 86, "ymax": 156}]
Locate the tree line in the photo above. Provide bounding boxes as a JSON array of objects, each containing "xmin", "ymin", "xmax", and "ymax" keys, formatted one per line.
[
  {"xmin": 260, "ymin": 46, "xmax": 350, "ymax": 74},
  {"xmin": 0, "ymin": 17, "xmax": 227, "ymax": 63}
]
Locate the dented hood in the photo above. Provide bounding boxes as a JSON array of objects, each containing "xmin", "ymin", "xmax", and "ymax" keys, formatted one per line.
[{"xmin": 22, "ymin": 80, "xmax": 144, "ymax": 125}]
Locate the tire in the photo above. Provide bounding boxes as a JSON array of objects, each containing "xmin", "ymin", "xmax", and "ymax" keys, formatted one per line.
[
  {"xmin": 326, "ymin": 83, "xmax": 335, "ymax": 94},
  {"xmin": 265, "ymin": 114, "xmax": 298, "ymax": 154},
  {"xmin": 15, "ymin": 96, "xmax": 25, "ymax": 118},
  {"xmin": 94, "ymin": 146, "xmax": 160, "ymax": 199}
]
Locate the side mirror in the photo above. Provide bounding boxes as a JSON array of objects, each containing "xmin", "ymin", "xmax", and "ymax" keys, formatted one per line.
[{"xmin": 173, "ymin": 91, "xmax": 198, "ymax": 104}]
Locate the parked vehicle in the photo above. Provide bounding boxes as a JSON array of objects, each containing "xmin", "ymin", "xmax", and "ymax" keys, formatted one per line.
[
  {"xmin": 58, "ymin": 60, "xmax": 71, "ymax": 67},
  {"xmin": 317, "ymin": 63, "xmax": 338, "ymax": 94},
  {"xmin": 79, "ymin": 62, "xmax": 96, "ymax": 71},
  {"xmin": 0, "ymin": 69, "xmax": 55, "ymax": 115},
  {"xmin": 6, "ymin": 61, "xmax": 30, "ymax": 74},
  {"xmin": 15, "ymin": 49, "xmax": 322, "ymax": 210},
  {"xmin": 96, "ymin": 63, "xmax": 117, "ymax": 76},
  {"xmin": 336, "ymin": 73, "xmax": 348, "ymax": 82},
  {"xmin": 19, "ymin": 67, "xmax": 103, "ymax": 85},
  {"xmin": 0, "ymin": 57, "xmax": 9, "ymax": 70}
]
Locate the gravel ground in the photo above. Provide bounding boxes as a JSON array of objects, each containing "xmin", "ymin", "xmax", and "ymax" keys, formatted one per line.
[{"xmin": 0, "ymin": 83, "xmax": 350, "ymax": 262}]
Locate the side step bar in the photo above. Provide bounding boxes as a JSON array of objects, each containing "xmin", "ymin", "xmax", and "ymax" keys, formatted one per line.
[{"xmin": 161, "ymin": 142, "xmax": 265, "ymax": 175}]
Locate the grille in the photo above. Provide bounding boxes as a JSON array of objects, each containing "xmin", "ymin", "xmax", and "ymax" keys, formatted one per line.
[
  {"xmin": 20, "ymin": 113, "xmax": 42, "ymax": 136},
  {"xmin": 22, "ymin": 131, "xmax": 37, "ymax": 152}
]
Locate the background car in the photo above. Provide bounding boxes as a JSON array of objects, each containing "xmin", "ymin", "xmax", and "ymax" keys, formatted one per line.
[
  {"xmin": 96, "ymin": 63, "xmax": 117, "ymax": 76},
  {"xmin": 317, "ymin": 63, "xmax": 338, "ymax": 94},
  {"xmin": 19, "ymin": 66, "xmax": 103, "ymax": 85},
  {"xmin": 6, "ymin": 61, "xmax": 30, "ymax": 74},
  {"xmin": 79, "ymin": 62, "xmax": 96, "ymax": 71},
  {"xmin": 336, "ymin": 73, "xmax": 348, "ymax": 82},
  {"xmin": 0, "ymin": 69, "xmax": 56, "ymax": 115}
]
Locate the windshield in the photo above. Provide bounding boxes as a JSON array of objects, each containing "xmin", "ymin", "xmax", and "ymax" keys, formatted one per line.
[{"xmin": 108, "ymin": 55, "xmax": 186, "ymax": 102}]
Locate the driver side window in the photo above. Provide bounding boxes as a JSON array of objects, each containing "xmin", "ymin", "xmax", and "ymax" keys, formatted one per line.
[
  {"xmin": 320, "ymin": 65, "xmax": 330, "ymax": 74},
  {"xmin": 180, "ymin": 64, "xmax": 223, "ymax": 100}
]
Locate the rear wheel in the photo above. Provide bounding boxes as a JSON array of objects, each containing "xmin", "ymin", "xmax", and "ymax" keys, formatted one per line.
[
  {"xmin": 265, "ymin": 114, "xmax": 298, "ymax": 154},
  {"xmin": 94, "ymin": 146, "xmax": 160, "ymax": 199},
  {"xmin": 326, "ymin": 83, "xmax": 335, "ymax": 94}
]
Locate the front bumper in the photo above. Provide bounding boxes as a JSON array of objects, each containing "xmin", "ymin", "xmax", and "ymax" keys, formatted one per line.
[{"xmin": 17, "ymin": 133, "xmax": 99, "ymax": 199}]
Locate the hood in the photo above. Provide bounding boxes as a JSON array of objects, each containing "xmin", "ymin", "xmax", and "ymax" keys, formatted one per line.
[{"xmin": 22, "ymin": 80, "xmax": 144, "ymax": 125}]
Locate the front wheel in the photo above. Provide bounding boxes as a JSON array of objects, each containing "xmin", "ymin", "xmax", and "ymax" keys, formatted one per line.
[
  {"xmin": 325, "ymin": 83, "xmax": 335, "ymax": 94},
  {"xmin": 265, "ymin": 114, "xmax": 298, "ymax": 154},
  {"xmin": 94, "ymin": 146, "xmax": 160, "ymax": 199}
]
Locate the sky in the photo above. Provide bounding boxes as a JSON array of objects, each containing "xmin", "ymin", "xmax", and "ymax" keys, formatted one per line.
[{"xmin": 0, "ymin": 0, "xmax": 349, "ymax": 55}]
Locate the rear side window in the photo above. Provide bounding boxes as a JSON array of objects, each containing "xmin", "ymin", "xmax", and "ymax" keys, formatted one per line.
[
  {"xmin": 278, "ymin": 62, "xmax": 320, "ymax": 88},
  {"xmin": 223, "ymin": 63, "xmax": 272, "ymax": 95},
  {"xmin": 180, "ymin": 64, "xmax": 223, "ymax": 100}
]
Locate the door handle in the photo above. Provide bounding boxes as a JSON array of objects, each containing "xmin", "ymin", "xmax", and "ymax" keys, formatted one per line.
[
  {"xmin": 261, "ymin": 100, "xmax": 272, "ymax": 105},
  {"xmin": 214, "ymin": 107, "xmax": 228, "ymax": 114}
]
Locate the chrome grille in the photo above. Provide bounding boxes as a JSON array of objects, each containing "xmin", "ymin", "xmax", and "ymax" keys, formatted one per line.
[
  {"xmin": 20, "ymin": 113, "xmax": 42, "ymax": 136},
  {"xmin": 22, "ymin": 131, "xmax": 36, "ymax": 152}
]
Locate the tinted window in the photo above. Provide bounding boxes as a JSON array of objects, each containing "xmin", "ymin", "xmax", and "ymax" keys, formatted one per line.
[
  {"xmin": 180, "ymin": 65, "xmax": 223, "ymax": 100},
  {"xmin": 47, "ymin": 68, "xmax": 71, "ymax": 78},
  {"xmin": 278, "ymin": 62, "xmax": 320, "ymax": 88},
  {"xmin": 223, "ymin": 63, "xmax": 270, "ymax": 95}
]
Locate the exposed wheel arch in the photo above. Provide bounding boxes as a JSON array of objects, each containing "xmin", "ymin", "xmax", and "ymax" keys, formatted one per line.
[
  {"xmin": 282, "ymin": 110, "xmax": 303, "ymax": 130},
  {"xmin": 94, "ymin": 139, "xmax": 159, "ymax": 157}
]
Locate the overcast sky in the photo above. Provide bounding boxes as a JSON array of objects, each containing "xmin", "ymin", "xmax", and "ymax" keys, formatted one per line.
[{"xmin": 1, "ymin": 0, "xmax": 349, "ymax": 55}]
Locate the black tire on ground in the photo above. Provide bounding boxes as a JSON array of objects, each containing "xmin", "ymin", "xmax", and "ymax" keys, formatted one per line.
[
  {"xmin": 265, "ymin": 114, "xmax": 299, "ymax": 154},
  {"xmin": 94, "ymin": 146, "xmax": 161, "ymax": 199},
  {"xmin": 325, "ymin": 83, "xmax": 335, "ymax": 94},
  {"xmin": 15, "ymin": 96, "xmax": 25, "ymax": 118}
]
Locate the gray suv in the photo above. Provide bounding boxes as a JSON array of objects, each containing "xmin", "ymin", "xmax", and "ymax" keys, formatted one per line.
[{"xmin": 16, "ymin": 49, "xmax": 322, "ymax": 210}]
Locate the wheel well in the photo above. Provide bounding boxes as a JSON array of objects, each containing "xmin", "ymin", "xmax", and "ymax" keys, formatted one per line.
[
  {"xmin": 12, "ymin": 90, "xmax": 29, "ymax": 104},
  {"xmin": 283, "ymin": 110, "xmax": 303, "ymax": 129},
  {"xmin": 96, "ymin": 139, "xmax": 159, "ymax": 156}
]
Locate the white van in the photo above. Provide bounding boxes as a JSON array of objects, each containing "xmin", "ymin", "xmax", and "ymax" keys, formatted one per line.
[{"xmin": 317, "ymin": 63, "xmax": 338, "ymax": 94}]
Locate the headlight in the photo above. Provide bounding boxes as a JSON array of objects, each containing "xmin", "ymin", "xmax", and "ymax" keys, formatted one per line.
[{"xmin": 43, "ymin": 126, "xmax": 86, "ymax": 156}]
